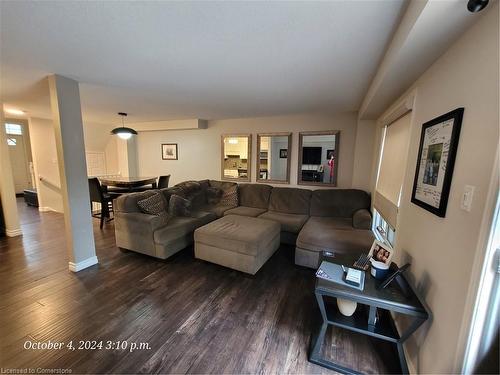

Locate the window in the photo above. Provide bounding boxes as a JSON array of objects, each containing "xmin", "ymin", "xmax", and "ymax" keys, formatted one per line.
[
  {"xmin": 7, "ymin": 138, "xmax": 16, "ymax": 146},
  {"xmin": 372, "ymin": 208, "xmax": 396, "ymax": 247},
  {"xmin": 373, "ymin": 112, "xmax": 411, "ymax": 241},
  {"xmin": 5, "ymin": 123, "xmax": 22, "ymax": 135}
]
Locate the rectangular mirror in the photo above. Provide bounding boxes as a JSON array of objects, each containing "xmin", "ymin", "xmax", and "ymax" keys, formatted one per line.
[
  {"xmin": 257, "ymin": 133, "xmax": 291, "ymax": 184},
  {"xmin": 298, "ymin": 131, "xmax": 339, "ymax": 186},
  {"xmin": 221, "ymin": 134, "xmax": 251, "ymax": 181}
]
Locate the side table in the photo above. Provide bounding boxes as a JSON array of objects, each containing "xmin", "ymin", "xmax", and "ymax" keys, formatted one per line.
[{"xmin": 309, "ymin": 253, "xmax": 431, "ymax": 374}]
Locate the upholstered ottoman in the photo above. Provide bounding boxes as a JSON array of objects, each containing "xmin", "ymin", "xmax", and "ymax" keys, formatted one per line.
[{"xmin": 194, "ymin": 215, "xmax": 280, "ymax": 274}]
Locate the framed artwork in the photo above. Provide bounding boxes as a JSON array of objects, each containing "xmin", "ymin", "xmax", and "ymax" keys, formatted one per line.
[
  {"xmin": 368, "ymin": 240, "xmax": 393, "ymax": 266},
  {"xmin": 162, "ymin": 143, "xmax": 178, "ymax": 160},
  {"xmin": 411, "ymin": 108, "xmax": 464, "ymax": 217},
  {"xmin": 326, "ymin": 149, "xmax": 335, "ymax": 160},
  {"xmin": 279, "ymin": 149, "xmax": 288, "ymax": 158}
]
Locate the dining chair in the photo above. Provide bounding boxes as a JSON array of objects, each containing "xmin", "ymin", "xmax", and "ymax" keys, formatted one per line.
[
  {"xmin": 88, "ymin": 178, "xmax": 119, "ymax": 229},
  {"xmin": 158, "ymin": 175, "xmax": 171, "ymax": 189}
]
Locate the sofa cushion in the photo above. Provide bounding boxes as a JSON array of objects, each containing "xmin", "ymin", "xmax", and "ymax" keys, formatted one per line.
[
  {"xmin": 238, "ymin": 184, "xmax": 272, "ymax": 209},
  {"xmin": 194, "ymin": 215, "xmax": 280, "ymax": 257},
  {"xmin": 209, "ymin": 180, "xmax": 237, "ymax": 191},
  {"xmin": 206, "ymin": 187, "xmax": 223, "ymax": 204},
  {"xmin": 353, "ymin": 209, "xmax": 372, "ymax": 230},
  {"xmin": 310, "ymin": 189, "xmax": 371, "ymax": 217},
  {"xmin": 297, "ymin": 216, "xmax": 374, "ymax": 255},
  {"xmin": 198, "ymin": 203, "xmax": 236, "ymax": 218},
  {"xmin": 153, "ymin": 211, "xmax": 215, "ymax": 245},
  {"xmin": 137, "ymin": 191, "xmax": 169, "ymax": 218},
  {"xmin": 114, "ymin": 190, "xmax": 157, "ymax": 213},
  {"xmin": 219, "ymin": 184, "xmax": 238, "ymax": 206},
  {"xmin": 159, "ymin": 186, "xmax": 185, "ymax": 202},
  {"xmin": 258, "ymin": 211, "xmax": 308, "ymax": 234},
  {"xmin": 224, "ymin": 206, "xmax": 267, "ymax": 217},
  {"xmin": 168, "ymin": 194, "xmax": 192, "ymax": 217},
  {"xmin": 268, "ymin": 187, "xmax": 311, "ymax": 214}
]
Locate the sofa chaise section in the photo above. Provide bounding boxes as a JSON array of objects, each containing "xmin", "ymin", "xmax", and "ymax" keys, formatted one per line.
[{"xmin": 295, "ymin": 189, "xmax": 374, "ymax": 268}]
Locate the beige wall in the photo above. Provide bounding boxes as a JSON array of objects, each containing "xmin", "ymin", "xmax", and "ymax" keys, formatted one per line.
[
  {"xmin": 352, "ymin": 119, "xmax": 376, "ymax": 191},
  {"xmin": 28, "ymin": 117, "xmax": 64, "ymax": 213},
  {"xmin": 375, "ymin": 6, "xmax": 499, "ymax": 373},
  {"xmin": 136, "ymin": 112, "xmax": 361, "ymax": 188}
]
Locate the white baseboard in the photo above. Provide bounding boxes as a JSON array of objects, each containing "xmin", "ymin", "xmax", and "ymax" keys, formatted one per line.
[
  {"xmin": 38, "ymin": 206, "xmax": 53, "ymax": 212},
  {"xmin": 68, "ymin": 256, "xmax": 98, "ymax": 272},
  {"xmin": 5, "ymin": 228, "xmax": 22, "ymax": 237}
]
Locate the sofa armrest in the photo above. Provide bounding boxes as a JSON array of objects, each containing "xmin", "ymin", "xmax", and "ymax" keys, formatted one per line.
[
  {"xmin": 352, "ymin": 209, "xmax": 372, "ymax": 230},
  {"xmin": 114, "ymin": 212, "xmax": 169, "ymax": 255}
]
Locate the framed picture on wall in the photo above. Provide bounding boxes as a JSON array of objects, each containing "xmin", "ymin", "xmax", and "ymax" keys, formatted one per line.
[
  {"xmin": 162, "ymin": 143, "xmax": 178, "ymax": 160},
  {"xmin": 411, "ymin": 108, "xmax": 464, "ymax": 217},
  {"xmin": 279, "ymin": 149, "xmax": 288, "ymax": 158}
]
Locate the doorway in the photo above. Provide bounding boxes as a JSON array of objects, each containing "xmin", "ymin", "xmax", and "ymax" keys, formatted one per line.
[{"xmin": 5, "ymin": 121, "xmax": 34, "ymax": 194}]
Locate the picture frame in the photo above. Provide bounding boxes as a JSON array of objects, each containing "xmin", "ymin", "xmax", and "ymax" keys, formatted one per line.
[
  {"xmin": 368, "ymin": 240, "xmax": 393, "ymax": 266},
  {"xmin": 279, "ymin": 149, "xmax": 288, "ymax": 158},
  {"xmin": 161, "ymin": 143, "xmax": 178, "ymax": 160},
  {"xmin": 326, "ymin": 149, "xmax": 335, "ymax": 160},
  {"xmin": 411, "ymin": 108, "xmax": 464, "ymax": 217}
]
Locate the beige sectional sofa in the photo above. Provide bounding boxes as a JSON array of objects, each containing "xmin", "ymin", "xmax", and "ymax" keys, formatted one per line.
[{"xmin": 114, "ymin": 179, "xmax": 374, "ymax": 268}]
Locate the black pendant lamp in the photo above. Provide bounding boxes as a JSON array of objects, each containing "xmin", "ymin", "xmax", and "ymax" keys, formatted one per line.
[{"xmin": 111, "ymin": 112, "xmax": 137, "ymax": 140}]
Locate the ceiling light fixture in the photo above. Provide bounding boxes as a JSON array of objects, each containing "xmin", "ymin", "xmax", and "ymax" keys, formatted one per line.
[
  {"xmin": 467, "ymin": 0, "xmax": 489, "ymax": 12},
  {"xmin": 111, "ymin": 112, "xmax": 137, "ymax": 140},
  {"xmin": 5, "ymin": 108, "xmax": 25, "ymax": 116}
]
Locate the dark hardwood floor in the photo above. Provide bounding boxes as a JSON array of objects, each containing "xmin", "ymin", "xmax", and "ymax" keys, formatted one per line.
[{"xmin": 0, "ymin": 199, "xmax": 390, "ymax": 374}]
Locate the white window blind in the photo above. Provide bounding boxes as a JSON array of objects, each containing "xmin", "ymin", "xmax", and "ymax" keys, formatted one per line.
[{"xmin": 374, "ymin": 112, "xmax": 411, "ymax": 228}]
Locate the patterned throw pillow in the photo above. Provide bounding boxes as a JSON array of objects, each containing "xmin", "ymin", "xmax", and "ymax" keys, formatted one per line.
[
  {"xmin": 219, "ymin": 185, "xmax": 238, "ymax": 206},
  {"xmin": 168, "ymin": 194, "xmax": 192, "ymax": 217},
  {"xmin": 206, "ymin": 187, "xmax": 223, "ymax": 204},
  {"xmin": 137, "ymin": 192, "xmax": 168, "ymax": 216}
]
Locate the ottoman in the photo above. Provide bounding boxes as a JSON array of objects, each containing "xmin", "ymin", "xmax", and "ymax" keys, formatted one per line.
[{"xmin": 194, "ymin": 215, "xmax": 280, "ymax": 275}]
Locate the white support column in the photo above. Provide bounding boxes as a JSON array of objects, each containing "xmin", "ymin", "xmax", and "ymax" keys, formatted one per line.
[
  {"xmin": 116, "ymin": 137, "xmax": 138, "ymax": 177},
  {"xmin": 48, "ymin": 74, "xmax": 97, "ymax": 272},
  {"xmin": 0, "ymin": 105, "xmax": 21, "ymax": 236}
]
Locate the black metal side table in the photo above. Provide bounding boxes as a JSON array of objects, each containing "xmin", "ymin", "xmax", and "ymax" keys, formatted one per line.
[{"xmin": 309, "ymin": 254, "xmax": 431, "ymax": 374}]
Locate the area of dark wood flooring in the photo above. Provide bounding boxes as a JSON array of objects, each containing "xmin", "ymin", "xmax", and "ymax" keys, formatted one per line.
[{"xmin": 0, "ymin": 199, "xmax": 391, "ymax": 374}]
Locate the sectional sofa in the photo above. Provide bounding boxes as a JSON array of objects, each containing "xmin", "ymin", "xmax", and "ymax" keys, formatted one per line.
[{"xmin": 114, "ymin": 180, "xmax": 374, "ymax": 269}]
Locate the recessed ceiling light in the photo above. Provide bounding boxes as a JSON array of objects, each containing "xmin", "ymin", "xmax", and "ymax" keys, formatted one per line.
[{"xmin": 5, "ymin": 108, "xmax": 25, "ymax": 116}]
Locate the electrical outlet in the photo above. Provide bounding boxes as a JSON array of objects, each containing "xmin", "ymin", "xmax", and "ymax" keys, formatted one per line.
[{"xmin": 460, "ymin": 185, "xmax": 475, "ymax": 212}]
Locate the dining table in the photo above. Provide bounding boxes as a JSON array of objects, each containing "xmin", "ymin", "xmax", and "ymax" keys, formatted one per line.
[{"xmin": 98, "ymin": 176, "xmax": 158, "ymax": 192}]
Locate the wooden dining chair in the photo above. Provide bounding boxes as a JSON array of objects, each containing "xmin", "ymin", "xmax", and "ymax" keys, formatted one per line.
[
  {"xmin": 88, "ymin": 178, "xmax": 118, "ymax": 229},
  {"xmin": 158, "ymin": 175, "xmax": 171, "ymax": 189}
]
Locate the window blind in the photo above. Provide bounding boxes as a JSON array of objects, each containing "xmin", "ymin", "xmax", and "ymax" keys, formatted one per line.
[{"xmin": 374, "ymin": 112, "xmax": 411, "ymax": 228}]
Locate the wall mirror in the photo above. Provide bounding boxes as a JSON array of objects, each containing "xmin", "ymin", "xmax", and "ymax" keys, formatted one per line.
[
  {"xmin": 256, "ymin": 133, "xmax": 292, "ymax": 184},
  {"xmin": 221, "ymin": 134, "xmax": 251, "ymax": 181},
  {"xmin": 298, "ymin": 131, "xmax": 340, "ymax": 186}
]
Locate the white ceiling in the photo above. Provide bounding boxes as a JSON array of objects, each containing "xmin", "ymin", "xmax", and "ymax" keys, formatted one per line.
[{"xmin": 0, "ymin": 1, "xmax": 406, "ymax": 124}]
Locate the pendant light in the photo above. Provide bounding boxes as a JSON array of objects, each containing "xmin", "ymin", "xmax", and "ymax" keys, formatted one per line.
[{"xmin": 111, "ymin": 112, "xmax": 137, "ymax": 140}]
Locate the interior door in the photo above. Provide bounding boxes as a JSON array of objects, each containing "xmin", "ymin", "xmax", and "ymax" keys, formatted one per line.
[{"xmin": 7, "ymin": 134, "xmax": 32, "ymax": 194}]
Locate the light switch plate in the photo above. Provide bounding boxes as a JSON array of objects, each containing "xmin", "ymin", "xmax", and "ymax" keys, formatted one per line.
[{"xmin": 460, "ymin": 185, "xmax": 475, "ymax": 212}]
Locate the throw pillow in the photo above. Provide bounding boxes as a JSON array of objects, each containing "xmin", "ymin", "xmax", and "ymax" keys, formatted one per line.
[
  {"xmin": 137, "ymin": 192, "xmax": 168, "ymax": 216},
  {"xmin": 169, "ymin": 194, "xmax": 192, "ymax": 217},
  {"xmin": 219, "ymin": 185, "xmax": 238, "ymax": 206},
  {"xmin": 206, "ymin": 187, "xmax": 223, "ymax": 204}
]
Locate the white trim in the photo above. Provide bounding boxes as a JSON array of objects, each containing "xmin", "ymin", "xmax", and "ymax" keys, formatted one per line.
[
  {"xmin": 68, "ymin": 256, "xmax": 98, "ymax": 272},
  {"xmin": 5, "ymin": 228, "xmax": 22, "ymax": 237},
  {"xmin": 38, "ymin": 206, "xmax": 61, "ymax": 213},
  {"xmin": 457, "ymin": 146, "xmax": 499, "ymax": 373}
]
